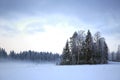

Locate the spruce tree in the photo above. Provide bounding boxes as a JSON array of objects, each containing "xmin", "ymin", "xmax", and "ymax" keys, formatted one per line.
[
  {"xmin": 85, "ymin": 30, "xmax": 93, "ymax": 64},
  {"xmin": 60, "ymin": 40, "xmax": 71, "ymax": 65},
  {"xmin": 0, "ymin": 48, "xmax": 7, "ymax": 58}
]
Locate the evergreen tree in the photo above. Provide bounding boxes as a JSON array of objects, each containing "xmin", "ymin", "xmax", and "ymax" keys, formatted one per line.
[
  {"xmin": 0, "ymin": 48, "xmax": 7, "ymax": 58},
  {"xmin": 9, "ymin": 51, "xmax": 16, "ymax": 59},
  {"xmin": 85, "ymin": 30, "xmax": 93, "ymax": 64},
  {"xmin": 80, "ymin": 41, "xmax": 86, "ymax": 64},
  {"xmin": 60, "ymin": 40, "xmax": 71, "ymax": 65}
]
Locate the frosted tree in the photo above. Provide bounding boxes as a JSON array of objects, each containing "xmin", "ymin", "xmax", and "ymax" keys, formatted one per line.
[
  {"xmin": 93, "ymin": 32, "xmax": 101, "ymax": 63},
  {"xmin": 69, "ymin": 32, "xmax": 78, "ymax": 64},
  {"xmin": 93, "ymin": 32, "xmax": 108, "ymax": 64},
  {"xmin": 76, "ymin": 30, "xmax": 85, "ymax": 64},
  {"xmin": 103, "ymin": 40, "xmax": 108, "ymax": 63},
  {"xmin": 96, "ymin": 38, "xmax": 108, "ymax": 63},
  {"xmin": 94, "ymin": 32, "xmax": 101, "ymax": 42},
  {"xmin": 116, "ymin": 45, "xmax": 120, "ymax": 61}
]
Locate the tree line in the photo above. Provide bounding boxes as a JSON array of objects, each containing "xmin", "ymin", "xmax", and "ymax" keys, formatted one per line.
[
  {"xmin": 109, "ymin": 45, "xmax": 120, "ymax": 62},
  {"xmin": 60, "ymin": 30, "xmax": 108, "ymax": 65},
  {"xmin": 0, "ymin": 48, "xmax": 60, "ymax": 62}
]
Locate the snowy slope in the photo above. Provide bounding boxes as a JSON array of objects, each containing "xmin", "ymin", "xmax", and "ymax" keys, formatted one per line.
[{"xmin": 0, "ymin": 61, "xmax": 120, "ymax": 80}]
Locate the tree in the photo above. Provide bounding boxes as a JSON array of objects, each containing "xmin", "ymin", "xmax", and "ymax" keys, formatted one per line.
[
  {"xmin": 116, "ymin": 45, "xmax": 120, "ymax": 61},
  {"xmin": 60, "ymin": 40, "xmax": 71, "ymax": 65},
  {"xmin": 9, "ymin": 51, "xmax": 16, "ymax": 59},
  {"xmin": 85, "ymin": 30, "xmax": 94, "ymax": 64},
  {"xmin": 94, "ymin": 32, "xmax": 101, "ymax": 42},
  {"xmin": 95, "ymin": 37, "xmax": 108, "ymax": 64},
  {"xmin": 93, "ymin": 33, "xmax": 101, "ymax": 63},
  {"xmin": 76, "ymin": 30, "xmax": 85, "ymax": 64},
  {"xmin": 0, "ymin": 48, "xmax": 7, "ymax": 58},
  {"xmin": 70, "ymin": 31, "xmax": 79, "ymax": 64},
  {"xmin": 103, "ymin": 41, "xmax": 108, "ymax": 63},
  {"xmin": 111, "ymin": 52, "xmax": 115, "ymax": 61}
]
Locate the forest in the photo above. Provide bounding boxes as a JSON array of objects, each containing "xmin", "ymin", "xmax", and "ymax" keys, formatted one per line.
[{"xmin": 0, "ymin": 48, "xmax": 60, "ymax": 62}]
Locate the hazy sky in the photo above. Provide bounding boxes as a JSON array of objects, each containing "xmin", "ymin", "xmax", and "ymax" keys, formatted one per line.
[{"xmin": 0, "ymin": 0, "xmax": 120, "ymax": 54}]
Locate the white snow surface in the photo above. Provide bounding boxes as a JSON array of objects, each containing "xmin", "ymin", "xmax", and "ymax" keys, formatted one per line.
[{"xmin": 0, "ymin": 60, "xmax": 120, "ymax": 80}]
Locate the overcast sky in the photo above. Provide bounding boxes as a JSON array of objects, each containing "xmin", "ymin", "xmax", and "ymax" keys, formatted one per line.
[{"xmin": 0, "ymin": 0, "xmax": 120, "ymax": 54}]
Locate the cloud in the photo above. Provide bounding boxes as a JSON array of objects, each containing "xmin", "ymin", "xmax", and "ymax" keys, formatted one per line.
[
  {"xmin": 25, "ymin": 23, "xmax": 44, "ymax": 34},
  {"xmin": 1, "ymin": 0, "xmax": 119, "ymax": 21},
  {"xmin": 15, "ymin": 18, "xmax": 46, "ymax": 34},
  {"xmin": 96, "ymin": 13, "xmax": 120, "ymax": 38},
  {"xmin": 0, "ymin": 19, "xmax": 19, "ymax": 37}
]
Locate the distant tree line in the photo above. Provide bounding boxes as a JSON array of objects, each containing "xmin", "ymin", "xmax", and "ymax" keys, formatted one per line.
[
  {"xmin": 60, "ymin": 30, "xmax": 108, "ymax": 65},
  {"xmin": 0, "ymin": 48, "xmax": 60, "ymax": 62},
  {"xmin": 109, "ymin": 45, "xmax": 120, "ymax": 62}
]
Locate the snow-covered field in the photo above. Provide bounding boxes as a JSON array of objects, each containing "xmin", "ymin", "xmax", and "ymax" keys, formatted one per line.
[{"xmin": 0, "ymin": 60, "xmax": 120, "ymax": 80}]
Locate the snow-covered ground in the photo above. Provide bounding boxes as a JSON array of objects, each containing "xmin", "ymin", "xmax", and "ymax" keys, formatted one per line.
[{"xmin": 0, "ymin": 60, "xmax": 120, "ymax": 80}]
